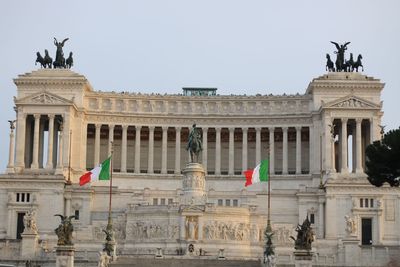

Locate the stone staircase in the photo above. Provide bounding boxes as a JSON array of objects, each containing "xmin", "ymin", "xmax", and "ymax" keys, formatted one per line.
[{"xmin": 110, "ymin": 257, "xmax": 262, "ymax": 267}]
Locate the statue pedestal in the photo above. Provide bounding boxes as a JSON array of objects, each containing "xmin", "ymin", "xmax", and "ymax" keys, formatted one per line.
[
  {"xmin": 343, "ymin": 238, "xmax": 360, "ymax": 266},
  {"xmin": 21, "ymin": 232, "xmax": 39, "ymax": 258},
  {"xmin": 56, "ymin": 245, "xmax": 75, "ymax": 267},
  {"xmin": 294, "ymin": 250, "xmax": 313, "ymax": 267},
  {"xmin": 182, "ymin": 163, "xmax": 206, "ymax": 205}
]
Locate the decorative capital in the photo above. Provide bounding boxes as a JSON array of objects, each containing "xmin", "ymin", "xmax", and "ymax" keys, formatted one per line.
[{"xmin": 33, "ymin": 114, "xmax": 41, "ymax": 120}]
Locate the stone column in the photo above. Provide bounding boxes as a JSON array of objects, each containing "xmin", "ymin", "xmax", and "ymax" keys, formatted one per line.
[
  {"xmin": 6, "ymin": 123, "xmax": 16, "ymax": 173},
  {"xmin": 255, "ymin": 127, "xmax": 261, "ymax": 165},
  {"xmin": 228, "ymin": 127, "xmax": 234, "ymax": 175},
  {"xmin": 369, "ymin": 117, "xmax": 375, "ymax": 143},
  {"xmin": 134, "ymin": 125, "xmax": 141, "ymax": 174},
  {"xmin": 148, "ymin": 126, "xmax": 155, "ymax": 174},
  {"xmin": 175, "ymin": 127, "xmax": 181, "ymax": 174},
  {"xmin": 269, "ymin": 127, "xmax": 275, "ymax": 175},
  {"xmin": 242, "ymin": 128, "xmax": 248, "ymax": 172},
  {"xmin": 65, "ymin": 195, "xmax": 71, "ymax": 217},
  {"xmin": 215, "ymin": 127, "xmax": 221, "ymax": 175},
  {"xmin": 330, "ymin": 121, "xmax": 336, "ymax": 173},
  {"xmin": 161, "ymin": 126, "xmax": 168, "ymax": 174},
  {"xmin": 56, "ymin": 122, "xmax": 64, "ymax": 171},
  {"xmin": 179, "ymin": 216, "xmax": 186, "ymax": 240},
  {"xmin": 14, "ymin": 110, "xmax": 26, "ymax": 171},
  {"xmin": 318, "ymin": 197, "xmax": 325, "ymax": 239},
  {"xmin": 121, "ymin": 125, "xmax": 128, "ymax": 172},
  {"xmin": 31, "ymin": 114, "xmax": 41, "ymax": 169},
  {"xmin": 202, "ymin": 127, "xmax": 208, "ymax": 172},
  {"xmin": 94, "ymin": 124, "xmax": 101, "ymax": 167},
  {"xmin": 296, "ymin": 126, "xmax": 302, "ymax": 175},
  {"xmin": 282, "ymin": 127, "xmax": 288, "ymax": 175},
  {"xmin": 355, "ymin": 118, "xmax": 363, "ymax": 173},
  {"xmin": 198, "ymin": 217, "xmax": 203, "ymax": 240},
  {"xmin": 108, "ymin": 124, "xmax": 114, "ymax": 156},
  {"xmin": 340, "ymin": 118, "xmax": 348, "ymax": 173},
  {"xmin": 46, "ymin": 115, "xmax": 55, "ymax": 169}
]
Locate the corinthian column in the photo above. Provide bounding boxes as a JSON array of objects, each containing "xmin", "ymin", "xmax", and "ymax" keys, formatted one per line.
[
  {"xmin": 202, "ymin": 127, "xmax": 208, "ymax": 172},
  {"xmin": 108, "ymin": 124, "xmax": 114, "ymax": 156},
  {"xmin": 355, "ymin": 118, "xmax": 363, "ymax": 173},
  {"xmin": 14, "ymin": 110, "xmax": 26, "ymax": 171},
  {"xmin": 228, "ymin": 127, "xmax": 234, "ymax": 175},
  {"xmin": 31, "ymin": 114, "xmax": 41, "ymax": 169},
  {"xmin": 242, "ymin": 128, "xmax": 248, "ymax": 172},
  {"xmin": 148, "ymin": 126, "xmax": 154, "ymax": 174},
  {"xmin": 134, "ymin": 125, "xmax": 142, "ymax": 174},
  {"xmin": 175, "ymin": 127, "xmax": 181, "ymax": 174},
  {"xmin": 282, "ymin": 127, "xmax": 288, "ymax": 175},
  {"xmin": 161, "ymin": 126, "xmax": 168, "ymax": 174},
  {"xmin": 255, "ymin": 127, "xmax": 261, "ymax": 164},
  {"xmin": 121, "ymin": 125, "xmax": 128, "ymax": 172},
  {"xmin": 94, "ymin": 124, "xmax": 101, "ymax": 167},
  {"xmin": 46, "ymin": 115, "xmax": 55, "ymax": 169},
  {"xmin": 215, "ymin": 127, "xmax": 221, "ymax": 175},
  {"xmin": 268, "ymin": 127, "xmax": 275, "ymax": 175},
  {"xmin": 296, "ymin": 126, "xmax": 302, "ymax": 175},
  {"xmin": 6, "ymin": 121, "xmax": 16, "ymax": 173},
  {"xmin": 340, "ymin": 118, "xmax": 348, "ymax": 173}
]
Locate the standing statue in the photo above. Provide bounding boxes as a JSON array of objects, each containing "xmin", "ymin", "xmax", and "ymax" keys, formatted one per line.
[
  {"xmin": 53, "ymin": 38, "xmax": 69, "ymax": 68},
  {"xmin": 344, "ymin": 215, "xmax": 357, "ymax": 235},
  {"xmin": 290, "ymin": 217, "xmax": 314, "ymax": 251},
  {"xmin": 54, "ymin": 214, "xmax": 76, "ymax": 246},
  {"xmin": 331, "ymin": 41, "xmax": 350, "ymax": 72},
  {"xmin": 23, "ymin": 209, "xmax": 38, "ymax": 233},
  {"xmin": 186, "ymin": 124, "xmax": 203, "ymax": 163}
]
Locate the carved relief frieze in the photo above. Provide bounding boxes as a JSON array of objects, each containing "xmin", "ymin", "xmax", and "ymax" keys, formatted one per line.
[
  {"xmin": 125, "ymin": 221, "xmax": 179, "ymax": 240},
  {"xmin": 272, "ymin": 224, "xmax": 294, "ymax": 245},
  {"xmin": 92, "ymin": 217, "xmax": 126, "ymax": 241},
  {"xmin": 203, "ymin": 221, "xmax": 251, "ymax": 242}
]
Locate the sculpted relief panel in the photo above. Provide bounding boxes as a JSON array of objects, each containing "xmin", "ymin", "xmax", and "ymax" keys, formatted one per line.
[
  {"xmin": 203, "ymin": 221, "xmax": 254, "ymax": 242},
  {"xmin": 126, "ymin": 221, "xmax": 179, "ymax": 240}
]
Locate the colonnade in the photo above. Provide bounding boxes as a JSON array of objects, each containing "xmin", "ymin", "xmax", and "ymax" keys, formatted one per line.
[
  {"xmin": 328, "ymin": 117, "xmax": 373, "ymax": 174},
  {"xmin": 8, "ymin": 113, "xmax": 63, "ymax": 171},
  {"xmin": 89, "ymin": 124, "xmax": 312, "ymax": 175}
]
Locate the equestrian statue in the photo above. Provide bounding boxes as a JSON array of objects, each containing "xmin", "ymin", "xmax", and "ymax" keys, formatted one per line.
[{"xmin": 186, "ymin": 124, "xmax": 203, "ymax": 163}]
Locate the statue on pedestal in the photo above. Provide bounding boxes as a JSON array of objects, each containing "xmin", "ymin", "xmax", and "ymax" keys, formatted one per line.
[
  {"xmin": 345, "ymin": 215, "xmax": 357, "ymax": 236},
  {"xmin": 54, "ymin": 214, "xmax": 76, "ymax": 246},
  {"xmin": 290, "ymin": 217, "xmax": 314, "ymax": 251},
  {"xmin": 23, "ymin": 209, "xmax": 38, "ymax": 234},
  {"xmin": 186, "ymin": 124, "xmax": 202, "ymax": 163}
]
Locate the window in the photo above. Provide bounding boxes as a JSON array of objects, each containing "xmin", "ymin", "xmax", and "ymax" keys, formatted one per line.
[
  {"xmin": 360, "ymin": 198, "xmax": 375, "ymax": 209},
  {"xmin": 16, "ymin": 193, "xmax": 30, "ymax": 203},
  {"xmin": 310, "ymin": 213, "xmax": 315, "ymax": 224},
  {"xmin": 365, "ymin": 199, "xmax": 369, "ymax": 208},
  {"xmin": 218, "ymin": 199, "xmax": 223, "ymax": 206},
  {"xmin": 233, "ymin": 199, "xmax": 238, "ymax": 207},
  {"xmin": 225, "ymin": 199, "xmax": 231, "ymax": 206},
  {"xmin": 153, "ymin": 198, "xmax": 158, "ymax": 205},
  {"xmin": 370, "ymin": 199, "xmax": 374, "ymax": 208},
  {"xmin": 160, "ymin": 198, "xmax": 166, "ymax": 205},
  {"xmin": 360, "ymin": 199, "xmax": 363, "ymax": 208},
  {"xmin": 74, "ymin": 210, "xmax": 80, "ymax": 220},
  {"xmin": 168, "ymin": 198, "xmax": 173, "ymax": 205}
]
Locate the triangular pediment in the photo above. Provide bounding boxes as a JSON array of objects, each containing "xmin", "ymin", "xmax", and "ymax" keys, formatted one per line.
[
  {"xmin": 323, "ymin": 95, "xmax": 381, "ymax": 109},
  {"xmin": 15, "ymin": 91, "xmax": 73, "ymax": 105}
]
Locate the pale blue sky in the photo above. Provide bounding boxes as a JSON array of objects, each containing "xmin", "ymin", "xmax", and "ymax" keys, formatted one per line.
[{"xmin": 0, "ymin": 0, "xmax": 399, "ymax": 171}]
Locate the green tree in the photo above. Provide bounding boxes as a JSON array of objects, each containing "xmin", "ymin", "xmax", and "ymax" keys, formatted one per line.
[{"xmin": 366, "ymin": 128, "xmax": 400, "ymax": 187}]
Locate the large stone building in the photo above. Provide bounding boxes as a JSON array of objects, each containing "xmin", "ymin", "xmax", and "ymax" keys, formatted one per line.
[{"xmin": 0, "ymin": 69, "xmax": 399, "ymax": 266}]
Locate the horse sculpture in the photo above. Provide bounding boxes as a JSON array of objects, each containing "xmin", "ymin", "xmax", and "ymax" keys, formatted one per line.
[
  {"xmin": 186, "ymin": 124, "xmax": 203, "ymax": 163},
  {"xmin": 352, "ymin": 54, "xmax": 364, "ymax": 72},
  {"xmin": 66, "ymin": 52, "xmax": 73, "ymax": 69},
  {"xmin": 346, "ymin": 53, "xmax": 355, "ymax": 72},
  {"xmin": 43, "ymin": 49, "xmax": 53, "ymax": 68},
  {"xmin": 326, "ymin": 54, "xmax": 335, "ymax": 72},
  {"xmin": 35, "ymin": 52, "xmax": 45, "ymax": 68}
]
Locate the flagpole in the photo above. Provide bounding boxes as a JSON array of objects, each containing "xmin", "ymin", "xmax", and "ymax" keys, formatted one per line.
[
  {"xmin": 66, "ymin": 130, "xmax": 72, "ymax": 185},
  {"xmin": 264, "ymin": 150, "xmax": 275, "ymax": 265}
]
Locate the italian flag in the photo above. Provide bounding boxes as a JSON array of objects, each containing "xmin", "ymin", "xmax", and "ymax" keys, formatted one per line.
[
  {"xmin": 244, "ymin": 159, "xmax": 269, "ymax": 187},
  {"xmin": 79, "ymin": 157, "xmax": 111, "ymax": 186}
]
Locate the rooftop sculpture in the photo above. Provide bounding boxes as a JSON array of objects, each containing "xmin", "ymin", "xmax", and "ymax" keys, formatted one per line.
[
  {"xmin": 35, "ymin": 38, "xmax": 73, "ymax": 69},
  {"xmin": 326, "ymin": 41, "xmax": 363, "ymax": 72}
]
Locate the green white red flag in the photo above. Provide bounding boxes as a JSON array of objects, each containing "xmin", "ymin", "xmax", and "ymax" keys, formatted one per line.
[
  {"xmin": 244, "ymin": 159, "xmax": 269, "ymax": 186},
  {"xmin": 79, "ymin": 157, "xmax": 111, "ymax": 186}
]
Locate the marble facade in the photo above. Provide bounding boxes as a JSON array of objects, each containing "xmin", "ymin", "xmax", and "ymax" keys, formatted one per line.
[{"xmin": 0, "ymin": 69, "xmax": 399, "ymax": 266}]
